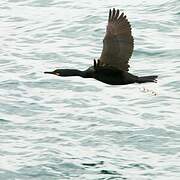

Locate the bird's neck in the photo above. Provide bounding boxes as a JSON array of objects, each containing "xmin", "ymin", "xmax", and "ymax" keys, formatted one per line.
[{"xmin": 61, "ymin": 69, "xmax": 87, "ymax": 78}]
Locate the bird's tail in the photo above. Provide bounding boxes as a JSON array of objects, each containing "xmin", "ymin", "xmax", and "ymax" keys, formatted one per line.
[{"xmin": 137, "ymin": 75, "xmax": 158, "ymax": 83}]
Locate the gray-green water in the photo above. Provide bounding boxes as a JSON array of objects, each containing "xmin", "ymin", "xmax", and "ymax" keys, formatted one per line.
[{"xmin": 0, "ymin": 0, "xmax": 180, "ymax": 179}]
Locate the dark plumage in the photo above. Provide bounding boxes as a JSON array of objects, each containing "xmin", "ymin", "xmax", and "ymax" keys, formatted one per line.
[{"xmin": 45, "ymin": 8, "xmax": 158, "ymax": 85}]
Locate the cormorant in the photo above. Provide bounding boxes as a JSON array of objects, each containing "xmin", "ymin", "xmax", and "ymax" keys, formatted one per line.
[{"xmin": 45, "ymin": 8, "xmax": 158, "ymax": 85}]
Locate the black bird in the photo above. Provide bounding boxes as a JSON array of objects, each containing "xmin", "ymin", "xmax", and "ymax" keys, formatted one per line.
[{"xmin": 45, "ymin": 8, "xmax": 158, "ymax": 85}]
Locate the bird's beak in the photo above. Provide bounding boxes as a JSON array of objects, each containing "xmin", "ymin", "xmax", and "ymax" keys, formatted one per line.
[
  {"xmin": 44, "ymin": 71, "xmax": 60, "ymax": 76},
  {"xmin": 44, "ymin": 71, "xmax": 53, "ymax": 74}
]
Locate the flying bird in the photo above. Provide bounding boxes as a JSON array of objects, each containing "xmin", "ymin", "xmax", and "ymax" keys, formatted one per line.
[{"xmin": 45, "ymin": 8, "xmax": 157, "ymax": 85}]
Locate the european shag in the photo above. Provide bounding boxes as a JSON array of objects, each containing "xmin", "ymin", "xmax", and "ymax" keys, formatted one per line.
[{"xmin": 45, "ymin": 8, "xmax": 158, "ymax": 85}]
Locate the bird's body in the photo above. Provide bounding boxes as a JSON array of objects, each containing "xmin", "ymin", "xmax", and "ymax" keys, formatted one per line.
[
  {"xmin": 48, "ymin": 65, "xmax": 157, "ymax": 85},
  {"xmin": 45, "ymin": 8, "xmax": 158, "ymax": 85}
]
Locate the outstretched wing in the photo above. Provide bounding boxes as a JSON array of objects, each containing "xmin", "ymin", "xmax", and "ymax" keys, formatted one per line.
[{"xmin": 99, "ymin": 8, "xmax": 134, "ymax": 71}]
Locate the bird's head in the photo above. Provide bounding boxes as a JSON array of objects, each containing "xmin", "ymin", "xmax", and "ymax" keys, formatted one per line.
[{"xmin": 44, "ymin": 69, "xmax": 83, "ymax": 77}]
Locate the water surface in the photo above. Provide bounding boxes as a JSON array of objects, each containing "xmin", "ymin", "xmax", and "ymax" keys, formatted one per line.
[{"xmin": 0, "ymin": 0, "xmax": 180, "ymax": 179}]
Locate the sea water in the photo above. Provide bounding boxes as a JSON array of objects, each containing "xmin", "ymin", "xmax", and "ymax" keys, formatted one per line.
[{"xmin": 0, "ymin": 0, "xmax": 180, "ymax": 179}]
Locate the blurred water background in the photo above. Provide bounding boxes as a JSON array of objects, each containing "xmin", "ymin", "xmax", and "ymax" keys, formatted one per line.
[{"xmin": 0, "ymin": 0, "xmax": 180, "ymax": 179}]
